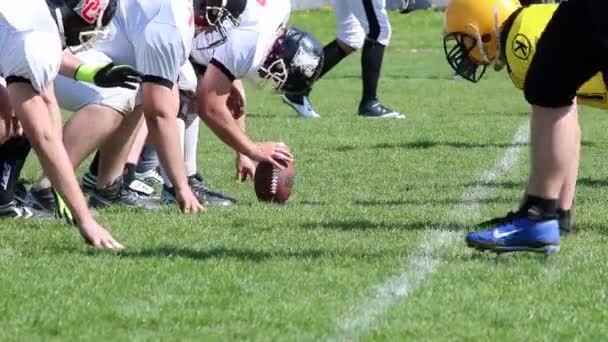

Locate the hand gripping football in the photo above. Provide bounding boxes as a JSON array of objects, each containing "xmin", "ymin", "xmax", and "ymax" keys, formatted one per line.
[{"xmin": 254, "ymin": 160, "xmax": 296, "ymax": 204}]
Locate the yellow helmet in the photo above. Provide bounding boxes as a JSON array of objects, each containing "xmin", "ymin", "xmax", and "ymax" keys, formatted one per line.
[{"xmin": 443, "ymin": 0, "xmax": 520, "ymax": 82}]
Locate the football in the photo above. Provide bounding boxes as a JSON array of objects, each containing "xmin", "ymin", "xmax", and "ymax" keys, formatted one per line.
[{"xmin": 254, "ymin": 160, "xmax": 296, "ymax": 204}]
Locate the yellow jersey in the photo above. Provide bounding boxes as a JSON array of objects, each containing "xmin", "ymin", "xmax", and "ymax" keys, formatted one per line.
[{"xmin": 505, "ymin": 4, "xmax": 608, "ymax": 109}]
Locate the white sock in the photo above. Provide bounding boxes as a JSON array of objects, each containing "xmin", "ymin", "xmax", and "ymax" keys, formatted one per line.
[{"xmin": 184, "ymin": 116, "xmax": 200, "ymax": 177}]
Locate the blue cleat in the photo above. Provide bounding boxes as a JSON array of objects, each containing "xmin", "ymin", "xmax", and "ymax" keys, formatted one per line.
[{"xmin": 466, "ymin": 217, "xmax": 560, "ymax": 254}]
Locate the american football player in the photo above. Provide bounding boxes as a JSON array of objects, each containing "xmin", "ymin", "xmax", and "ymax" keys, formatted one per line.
[
  {"xmin": 27, "ymin": 0, "xmax": 247, "ymax": 212},
  {"xmin": 158, "ymin": 62, "xmax": 238, "ymax": 206},
  {"xmin": 281, "ymin": 0, "xmax": 404, "ymax": 119},
  {"xmin": 443, "ymin": 0, "xmax": 608, "ymax": 253},
  {"xmin": 192, "ymin": 0, "xmax": 324, "ymax": 171},
  {"xmin": 0, "ymin": 0, "xmax": 127, "ymax": 248}
]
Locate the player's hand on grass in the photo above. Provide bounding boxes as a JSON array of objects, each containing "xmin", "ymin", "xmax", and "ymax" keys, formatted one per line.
[
  {"xmin": 77, "ymin": 219, "xmax": 124, "ymax": 249},
  {"xmin": 75, "ymin": 63, "xmax": 143, "ymax": 90},
  {"xmin": 235, "ymin": 153, "xmax": 256, "ymax": 182},
  {"xmin": 176, "ymin": 188, "xmax": 206, "ymax": 214},
  {"xmin": 251, "ymin": 142, "xmax": 292, "ymax": 169}
]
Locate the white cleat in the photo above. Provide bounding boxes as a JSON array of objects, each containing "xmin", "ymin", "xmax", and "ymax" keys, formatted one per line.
[
  {"xmin": 135, "ymin": 167, "xmax": 164, "ymax": 186},
  {"xmin": 282, "ymin": 94, "xmax": 321, "ymax": 118}
]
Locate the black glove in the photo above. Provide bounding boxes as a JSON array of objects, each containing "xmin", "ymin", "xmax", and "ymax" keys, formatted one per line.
[
  {"xmin": 75, "ymin": 63, "xmax": 143, "ymax": 90},
  {"xmin": 94, "ymin": 63, "xmax": 143, "ymax": 89}
]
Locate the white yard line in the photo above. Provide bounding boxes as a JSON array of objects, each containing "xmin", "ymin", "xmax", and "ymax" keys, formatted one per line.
[{"xmin": 330, "ymin": 123, "xmax": 530, "ymax": 341}]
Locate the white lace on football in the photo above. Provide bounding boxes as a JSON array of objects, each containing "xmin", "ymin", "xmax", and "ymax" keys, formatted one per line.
[{"xmin": 270, "ymin": 166, "xmax": 279, "ymax": 195}]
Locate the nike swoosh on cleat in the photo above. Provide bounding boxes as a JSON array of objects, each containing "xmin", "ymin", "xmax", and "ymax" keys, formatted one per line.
[{"xmin": 492, "ymin": 228, "xmax": 522, "ymax": 239}]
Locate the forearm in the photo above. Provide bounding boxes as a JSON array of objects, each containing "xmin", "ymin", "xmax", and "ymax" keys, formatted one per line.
[
  {"xmin": 234, "ymin": 114, "xmax": 246, "ymax": 157},
  {"xmin": 59, "ymin": 49, "xmax": 82, "ymax": 78},
  {"xmin": 200, "ymin": 106, "xmax": 255, "ymax": 158},
  {"xmin": 145, "ymin": 113, "xmax": 189, "ymax": 192},
  {"xmin": 33, "ymin": 136, "xmax": 92, "ymax": 221},
  {"xmin": 18, "ymin": 109, "xmax": 92, "ymax": 223}
]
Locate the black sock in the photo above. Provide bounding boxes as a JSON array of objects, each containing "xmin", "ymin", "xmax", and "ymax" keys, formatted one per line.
[
  {"xmin": 123, "ymin": 163, "xmax": 136, "ymax": 184},
  {"xmin": 520, "ymin": 194, "xmax": 558, "ymax": 219},
  {"xmin": 285, "ymin": 40, "xmax": 348, "ymax": 103},
  {"xmin": 361, "ymin": 40, "xmax": 386, "ymax": 104},
  {"xmin": 557, "ymin": 208, "xmax": 570, "ymax": 218},
  {"xmin": 320, "ymin": 39, "xmax": 348, "ymax": 79},
  {"xmin": 557, "ymin": 208, "xmax": 573, "ymax": 234},
  {"xmin": 89, "ymin": 150, "xmax": 100, "ymax": 177},
  {"xmin": 0, "ymin": 137, "xmax": 31, "ymax": 205}
]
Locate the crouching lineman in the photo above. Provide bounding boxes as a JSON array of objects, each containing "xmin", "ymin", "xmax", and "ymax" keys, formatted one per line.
[
  {"xmin": 0, "ymin": 0, "xmax": 134, "ymax": 248},
  {"xmin": 443, "ymin": 0, "xmax": 608, "ymax": 253},
  {"xmin": 157, "ymin": 62, "xmax": 239, "ymax": 206},
  {"xmin": 191, "ymin": 0, "xmax": 324, "ymax": 170},
  {"xmin": 30, "ymin": 0, "xmax": 247, "ymax": 210},
  {"xmin": 29, "ymin": 0, "xmax": 247, "ymax": 214}
]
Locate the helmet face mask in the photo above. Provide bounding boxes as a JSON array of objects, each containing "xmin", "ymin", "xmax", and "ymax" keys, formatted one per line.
[
  {"xmin": 194, "ymin": 0, "xmax": 246, "ymax": 50},
  {"xmin": 443, "ymin": 0, "xmax": 520, "ymax": 82},
  {"xmin": 74, "ymin": 3, "xmax": 111, "ymax": 52},
  {"xmin": 443, "ymin": 32, "xmax": 487, "ymax": 82},
  {"xmin": 257, "ymin": 58, "xmax": 288, "ymax": 92},
  {"xmin": 49, "ymin": 0, "xmax": 115, "ymax": 50},
  {"xmin": 257, "ymin": 26, "xmax": 324, "ymax": 95},
  {"xmin": 196, "ymin": 8, "xmax": 238, "ymax": 50}
]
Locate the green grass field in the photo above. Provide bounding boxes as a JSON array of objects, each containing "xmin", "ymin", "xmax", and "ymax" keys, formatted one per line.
[{"xmin": 2, "ymin": 9, "xmax": 608, "ymax": 341}]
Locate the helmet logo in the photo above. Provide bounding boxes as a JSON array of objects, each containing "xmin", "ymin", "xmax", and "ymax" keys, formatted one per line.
[
  {"xmin": 512, "ymin": 34, "xmax": 532, "ymax": 61},
  {"xmin": 74, "ymin": 0, "xmax": 101, "ymax": 24},
  {"xmin": 291, "ymin": 47, "xmax": 320, "ymax": 78}
]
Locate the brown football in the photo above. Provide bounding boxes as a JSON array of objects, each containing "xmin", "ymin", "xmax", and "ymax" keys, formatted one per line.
[{"xmin": 254, "ymin": 160, "xmax": 296, "ymax": 204}]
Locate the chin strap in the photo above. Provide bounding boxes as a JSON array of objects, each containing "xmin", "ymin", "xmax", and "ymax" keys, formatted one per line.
[{"xmin": 258, "ymin": 59, "xmax": 287, "ymax": 92}]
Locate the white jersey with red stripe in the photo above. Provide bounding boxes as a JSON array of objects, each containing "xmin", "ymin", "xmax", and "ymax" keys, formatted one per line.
[
  {"xmin": 93, "ymin": 0, "xmax": 195, "ymax": 84},
  {"xmin": 190, "ymin": 0, "xmax": 291, "ymax": 75}
]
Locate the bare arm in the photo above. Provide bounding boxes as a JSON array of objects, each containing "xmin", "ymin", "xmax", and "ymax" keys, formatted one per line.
[
  {"xmin": 59, "ymin": 49, "xmax": 82, "ymax": 78},
  {"xmin": 8, "ymin": 83, "xmax": 122, "ymax": 248},
  {"xmin": 198, "ymin": 65, "xmax": 258, "ymax": 157},
  {"xmin": 141, "ymin": 82, "xmax": 203, "ymax": 213},
  {"xmin": 142, "ymin": 82, "xmax": 189, "ymax": 193}
]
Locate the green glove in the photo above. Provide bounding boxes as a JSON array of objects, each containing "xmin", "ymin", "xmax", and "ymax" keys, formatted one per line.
[
  {"xmin": 75, "ymin": 63, "xmax": 143, "ymax": 90},
  {"xmin": 51, "ymin": 188, "xmax": 75, "ymax": 226}
]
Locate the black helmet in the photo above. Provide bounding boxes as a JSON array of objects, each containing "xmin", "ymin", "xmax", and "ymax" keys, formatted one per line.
[
  {"xmin": 258, "ymin": 26, "xmax": 324, "ymax": 95},
  {"xmin": 193, "ymin": 0, "xmax": 247, "ymax": 50},
  {"xmin": 47, "ymin": 0, "xmax": 117, "ymax": 48}
]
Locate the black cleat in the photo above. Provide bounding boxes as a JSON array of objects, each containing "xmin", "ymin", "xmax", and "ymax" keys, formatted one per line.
[
  {"xmin": 14, "ymin": 179, "xmax": 29, "ymax": 203},
  {"xmin": 161, "ymin": 174, "xmax": 237, "ymax": 206},
  {"xmin": 189, "ymin": 173, "xmax": 237, "ymax": 206},
  {"xmin": 81, "ymin": 171, "xmax": 97, "ymax": 193},
  {"xmin": 358, "ymin": 100, "xmax": 405, "ymax": 119},
  {"xmin": 25, "ymin": 187, "xmax": 57, "ymax": 212},
  {"xmin": 0, "ymin": 200, "xmax": 53, "ymax": 219},
  {"xmin": 89, "ymin": 177, "xmax": 160, "ymax": 210}
]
